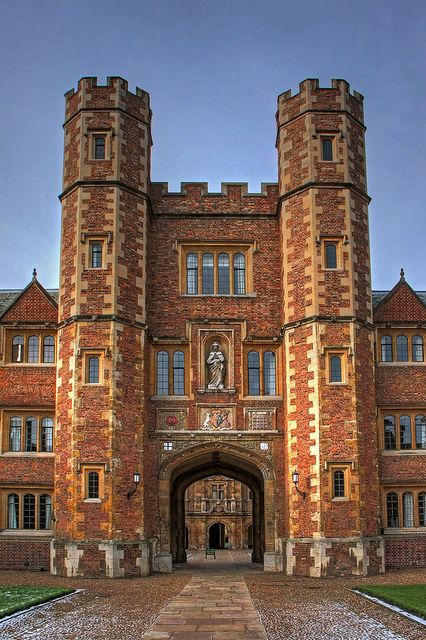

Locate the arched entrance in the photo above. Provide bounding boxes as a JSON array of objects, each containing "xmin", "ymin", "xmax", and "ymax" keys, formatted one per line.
[
  {"xmin": 157, "ymin": 442, "xmax": 276, "ymax": 569},
  {"xmin": 209, "ymin": 522, "xmax": 226, "ymax": 548}
]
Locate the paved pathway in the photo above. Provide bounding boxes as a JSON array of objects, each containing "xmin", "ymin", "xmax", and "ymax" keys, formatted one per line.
[{"xmin": 141, "ymin": 572, "xmax": 267, "ymax": 640}]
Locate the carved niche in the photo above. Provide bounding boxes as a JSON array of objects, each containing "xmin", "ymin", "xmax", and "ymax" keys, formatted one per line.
[{"xmin": 197, "ymin": 329, "xmax": 235, "ymax": 393}]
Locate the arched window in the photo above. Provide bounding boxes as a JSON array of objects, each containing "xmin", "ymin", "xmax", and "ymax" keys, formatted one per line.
[
  {"xmin": 412, "ymin": 335, "xmax": 424, "ymax": 362},
  {"xmin": 87, "ymin": 356, "xmax": 99, "ymax": 384},
  {"xmin": 333, "ymin": 470, "xmax": 345, "ymax": 498},
  {"xmin": 233, "ymin": 253, "xmax": 246, "ymax": 295},
  {"xmin": 202, "ymin": 253, "xmax": 214, "ymax": 294},
  {"xmin": 91, "ymin": 243, "xmax": 103, "ymax": 268},
  {"xmin": 399, "ymin": 415, "xmax": 412, "ymax": 449},
  {"xmin": 386, "ymin": 492, "xmax": 399, "ymax": 527},
  {"xmin": 88, "ymin": 472, "xmax": 99, "ymax": 499},
  {"xmin": 12, "ymin": 335, "xmax": 24, "ymax": 363},
  {"xmin": 39, "ymin": 495, "xmax": 52, "ymax": 529},
  {"xmin": 403, "ymin": 492, "xmax": 414, "ymax": 527},
  {"xmin": 325, "ymin": 242, "xmax": 337, "ymax": 269},
  {"xmin": 248, "ymin": 351, "xmax": 260, "ymax": 395},
  {"xmin": 8, "ymin": 494, "xmax": 19, "ymax": 529},
  {"xmin": 173, "ymin": 351, "xmax": 185, "ymax": 396},
  {"xmin": 384, "ymin": 415, "xmax": 396, "ymax": 450},
  {"xmin": 419, "ymin": 492, "xmax": 426, "ymax": 527},
  {"xmin": 28, "ymin": 336, "xmax": 39, "ymax": 363},
  {"xmin": 156, "ymin": 351, "xmax": 169, "ymax": 395},
  {"xmin": 23, "ymin": 494, "xmax": 36, "ymax": 529},
  {"xmin": 330, "ymin": 355, "xmax": 342, "ymax": 382},
  {"xmin": 41, "ymin": 417, "xmax": 54, "ymax": 452},
  {"xmin": 43, "ymin": 336, "xmax": 55, "ymax": 363},
  {"xmin": 321, "ymin": 138, "xmax": 333, "ymax": 161},
  {"xmin": 415, "ymin": 414, "xmax": 426, "ymax": 450},
  {"xmin": 396, "ymin": 335, "xmax": 408, "ymax": 361},
  {"xmin": 186, "ymin": 252, "xmax": 198, "ymax": 294},
  {"xmin": 381, "ymin": 335, "xmax": 392, "ymax": 362},
  {"xmin": 25, "ymin": 417, "xmax": 37, "ymax": 452},
  {"xmin": 263, "ymin": 351, "xmax": 276, "ymax": 395},
  {"xmin": 9, "ymin": 416, "xmax": 22, "ymax": 452},
  {"xmin": 218, "ymin": 253, "xmax": 230, "ymax": 294}
]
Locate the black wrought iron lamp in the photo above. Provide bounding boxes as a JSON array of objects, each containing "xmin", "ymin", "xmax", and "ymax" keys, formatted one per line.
[
  {"xmin": 127, "ymin": 472, "xmax": 141, "ymax": 499},
  {"xmin": 292, "ymin": 469, "xmax": 306, "ymax": 499}
]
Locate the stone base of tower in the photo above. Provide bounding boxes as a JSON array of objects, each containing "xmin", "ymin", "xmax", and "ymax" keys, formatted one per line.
[
  {"xmin": 284, "ymin": 536, "xmax": 385, "ymax": 577},
  {"xmin": 50, "ymin": 539, "xmax": 151, "ymax": 578}
]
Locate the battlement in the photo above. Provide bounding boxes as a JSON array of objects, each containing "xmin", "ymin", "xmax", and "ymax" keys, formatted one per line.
[
  {"xmin": 277, "ymin": 78, "xmax": 364, "ymax": 125},
  {"xmin": 64, "ymin": 76, "xmax": 151, "ymax": 123},
  {"xmin": 150, "ymin": 182, "xmax": 279, "ymax": 216}
]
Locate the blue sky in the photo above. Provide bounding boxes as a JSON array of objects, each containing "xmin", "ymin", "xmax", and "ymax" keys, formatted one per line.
[{"xmin": 0, "ymin": 0, "xmax": 425, "ymax": 291}]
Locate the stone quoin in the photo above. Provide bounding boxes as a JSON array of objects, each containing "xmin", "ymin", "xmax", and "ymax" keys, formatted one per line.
[{"xmin": 0, "ymin": 77, "xmax": 425, "ymax": 577}]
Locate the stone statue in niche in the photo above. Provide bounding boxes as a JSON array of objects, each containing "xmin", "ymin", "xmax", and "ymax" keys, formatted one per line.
[{"xmin": 206, "ymin": 342, "xmax": 226, "ymax": 389}]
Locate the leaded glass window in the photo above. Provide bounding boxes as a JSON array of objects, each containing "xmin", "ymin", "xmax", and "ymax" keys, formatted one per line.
[
  {"xmin": 25, "ymin": 417, "xmax": 37, "ymax": 452},
  {"xmin": 43, "ymin": 336, "xmax": 55, "ymax": 363},
  {"xmin": 233, "ymin": 253, "xmax": 246, "ymax": 295},
  {"xmin": 8, "ymin": 494, "xmax": 19, "ymax": 529},
  {"xmin": 202, "ymin": 253, "xmax": 214, "ymax": 294},
  {"xmin": 330, "ymin": 355, "xmax": 342, "ymax": 382},
  {"xmin": 384, "ymin": 415, "xmax": 396, "ymax": 450},
  {"xmin": 386, "ymin": 492, "xmax": 399, "ymax": 527},
  {"xmin": 396, "ymin": 335, "xmax": 408, "ymax": 362},
  {"xmin": 263, "ymin": 351, "xmax": 276, "ymax": 395},
  {"xmin": 248, "ymin": 351, "xmax": 260, "ymax": 395},
  {"xmin": 333, "ymin": 470, "xmax": 345, "ymax": 498},
  {"xmin": 399, "ymin": 415, "xmax": 412, "ymax": 449},
  {"xmin": 41, "ymin": 417, "xmax": 54, "ymax": 452},
  {"xmin": 403, "ymin": 492, "xmax": 414, "ymax": 527},
  {"xmin": 23, "ymin": 494, "xmax": 36, "ymax": 529},
  {"xmin": 39, "ymin": 494, "xmax": 52, "ymax": 529},
  {"xmin": 28, "ymin": 336, "xmax": 39, "ymax": 363},
  {"xmin": 156, "ymin": 351, "xmax": 169, "ymax": 395},
  {"xmin": 9, "ymin": 416, "xmax": 21, "ymax": 452},
  {"xmin": 88, "ymin": 356, "xmax": 99, "ymax": 384},
  {"xmin": 186, "ymin": 252, "xmax": 198, "ymax": 294},
  {"xmin": 218, "ymin": 253, "xmax": 230, "ymax": 294},
  {"xmin": 416, "ymin": 414, "xmax": 426, "ymax": 450},
  {"xmin": 419, "ymin": 492, "xmax": 426, "ymax": 527},
  {"xmin": 88, "ymin": 472, "xmax": 99, "ymax": 499},
  {"xmin": 12, "ymin": 335, "xmax": 24, "ymax": 363},
  {"xmin": 91, "ymin": 243, "xmax": 102, "ymax": 268},
  {"xmin": 94, "ymin": 136, "xmax": 105, "ymax": 159},
  {"xmin": 325, "ymin": 243, "xmax": 337, "ymax": 269},
  {"xmin": 381, "ymin": 335, "xmax": 392, "ymax": 362},
  {"xmin": 412, "ymin": 335, "xmax": 424, "ymax": 362},
  {"xmin": 173, "ymin": 351, "xmax": 185, "ymax": 396},
  {"xmin": 322, "ymin": 138, "xmax": 333, "ymax": 161}
]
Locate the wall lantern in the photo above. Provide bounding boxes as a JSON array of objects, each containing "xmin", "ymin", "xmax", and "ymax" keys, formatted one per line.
[
  {"xmin": 292, "ymin": 469, "xmax": 306, "ymax": 499},
  {"xmin": 127, "ymin": 472, "xmax": 141, "ymax": 499}
]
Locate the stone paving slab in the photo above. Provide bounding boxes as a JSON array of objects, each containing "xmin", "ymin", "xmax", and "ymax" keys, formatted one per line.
[{"xmin": 141, "ymin": 574, "xmax": 267, "ymax": 639}]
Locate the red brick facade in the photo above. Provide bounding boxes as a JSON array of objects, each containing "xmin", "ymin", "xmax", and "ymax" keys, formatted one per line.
[{"xmin": 0, "ymin": 77, "xmax": 424, "ymax": 577}]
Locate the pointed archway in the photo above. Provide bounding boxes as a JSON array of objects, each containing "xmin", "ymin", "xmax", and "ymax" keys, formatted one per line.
[{"xmin": 156, "ymin": 442, "xmax": 277, "ymax": 569}]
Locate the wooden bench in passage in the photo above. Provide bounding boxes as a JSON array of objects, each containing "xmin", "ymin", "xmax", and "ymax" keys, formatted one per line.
[{"xmin": 205, "ymin": 548, "xmax": 216, "ymax": 559}]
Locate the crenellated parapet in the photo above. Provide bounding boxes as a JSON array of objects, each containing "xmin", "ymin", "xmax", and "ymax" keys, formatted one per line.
[
  {"xmin": 64, "ymin": 76, "xmax": 151, "ymax": 125},
  {"xmin": 277, "ymin": 78, "xmax": 364, "ymax": 127},
  {"xmin": 150, "ymin": 181, "xmax": 279, "ymax": 215}
]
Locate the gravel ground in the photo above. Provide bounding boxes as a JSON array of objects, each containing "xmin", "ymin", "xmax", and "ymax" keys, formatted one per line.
[
  {"xmin": 245, "ymin": 569, "xmax": 426, "ymax": 640},
  {"xmin": 0, "ymin": 554, "xmax": 424, "ymax": 640}
]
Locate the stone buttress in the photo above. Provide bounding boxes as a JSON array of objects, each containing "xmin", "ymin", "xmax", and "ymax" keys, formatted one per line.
[{"xmin": 52, "ymin": 77, "xmax": 152, "ymax": 577}]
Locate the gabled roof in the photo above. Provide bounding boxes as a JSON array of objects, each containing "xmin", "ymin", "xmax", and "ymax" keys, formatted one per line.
[
  {"xmin": 373, "ymin": 271, "xmax": 426, "ymax": 322},
  {"xmin": 0, "ymin": 275, "xmax": 58, "ymax": 323}
]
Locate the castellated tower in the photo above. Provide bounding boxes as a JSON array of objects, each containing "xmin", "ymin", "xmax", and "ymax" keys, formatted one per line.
[
  {"xmin": 52, "ymin": 77, "xmax": 152, "ymax": 576},
  {"xmin": 277, "ymin": 79, "xmax": 383, "ymax": 575}
]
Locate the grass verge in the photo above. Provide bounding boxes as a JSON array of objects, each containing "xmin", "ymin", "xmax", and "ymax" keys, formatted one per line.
[
  {"xmin": 0, "ymin": 586, "xmax": 75, "ymax": 619},
  {"xmin": 356, "ymin": 584, "xmax": 426, "ymax": 619}
]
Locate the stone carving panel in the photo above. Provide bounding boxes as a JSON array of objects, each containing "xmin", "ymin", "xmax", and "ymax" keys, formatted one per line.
[
  {"xmin": 245, "ymin": 408, "xmax": 276, "ymax": 430},
  {"xmin": 157, "ymin": 408, "xmax": 188, "ymax": 430},
  {"xmin": 198, "ymin": 405, "xmax": 235, "ymax": 431}
]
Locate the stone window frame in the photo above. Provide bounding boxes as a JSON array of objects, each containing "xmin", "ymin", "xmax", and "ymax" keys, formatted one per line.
[
  {"xmin": 243, "ymin": 345, "xmax": 281, "ymax": 398},
  {"xmin": 383, "ymin": 487, "xmax": 426, "ymax": 531},
  {"xmin": 1, "ymin": 489, "xmax": 53, "ymax": 532},
  {"xmin": 5, "ymin": 329, "xmax": 56, "ymax": 365},
  {"xmin": 377, "ymin": 329, "xmax": 425, "ymax": 364},
  {"xmin": 324, "ymin": 347, "xmax": 349, "ymax": 385},
  {"xmin": 81, "ymin": 463, "xmax": 105, "ymax": 502},
  {"xmin": 325, "ymin": 462, "xmax": 352, "ymax": 501},
  {"xmin": 1, "ymin": 409, "xmax": 55, "ymax": 455},
  {"xmin": 80, "ymin": 232, "xmax": 112, "ymax": 271},
  {"xmin": 379, "ymin": 409, "xmax": 426, "ymax": 452},
  {"xmin": 87, "ymin": 127, "xmax": 112, "ymax": 162},
  {"xmin": 151, "ymin": 345, "xmax": 189, "ymax": 399},
  {"xmin": 317, "ymin": 235, "xmax": 346, "ymax": 271},
  {"xmin": 177, "ymin": 241, "xmax": 256, "ymax": 297}
]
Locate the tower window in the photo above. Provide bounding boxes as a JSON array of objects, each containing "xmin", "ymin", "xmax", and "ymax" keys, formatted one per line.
[
  {"xmin": 325, "ymin": 242, "xmax": 338, "ymax": 269},
  {"xmin": 88, "ymin": 472, "xmax": 100, "ymax": 499},
  {"xmin": 329, "ymin": 355, "xmax": 342, "ymax": 383},
  {"xmin": 90, "ymin": 243, "xmax": 103, "ymax": 268},
  {"xmin": 321, "ymin": 138, "xmax": 333, "ymax": 161},
  {"xmin": 94, "ymin": 136, "xmax": 106, "ymax": 160},
  {"xmin": 87, "ymin": 356, "xmax": 100, "ymax": 384},
  {"xmin": 333, "ymin": 470, "xmax": 345, "ymax": 498}
]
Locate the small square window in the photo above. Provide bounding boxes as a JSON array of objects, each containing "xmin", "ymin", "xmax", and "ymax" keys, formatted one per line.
[
  {"xmin": 163, "ymin": 442, "xmax": 173, "ymax": 451},
  {"xmin": 260, "ymin": 442, "xmax": 269, "ymax": 451}
]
